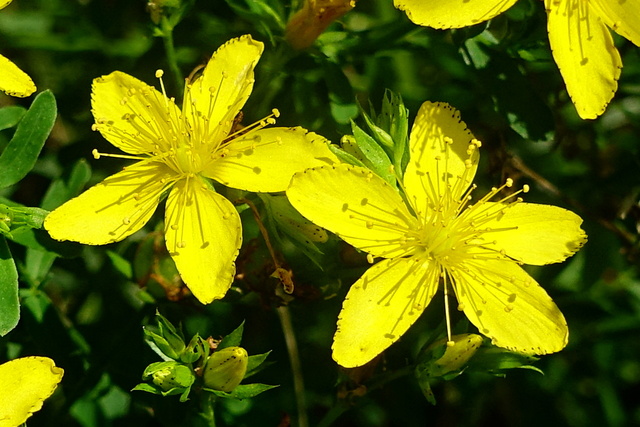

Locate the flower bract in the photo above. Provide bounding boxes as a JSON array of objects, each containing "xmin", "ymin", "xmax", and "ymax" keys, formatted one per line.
[
  {"xmin": 44, "ymin": 35, "xmax": 337, "ymax": 304},
  {"xmin": 0, "ymin": 0, "xmax": 36, "ymax": 97},
  {"xmin": 393, "ymin": 0, "xmax": 640, "ymax": 119},
  {"xmin": 287, "ymin": 101, "xmax": 587, "ymax": 368},
  {"xmin": 0, "ymin": 356, "xmax": 64, "ymax": 427}
]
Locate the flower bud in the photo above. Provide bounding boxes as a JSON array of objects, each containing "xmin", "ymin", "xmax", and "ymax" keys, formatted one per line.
[
  {"xmin": 285, "ymin": 0, "xmax": 356, "ymax": 50},
  {"xmin": 143, "ymin": 361, "xmax": 195, "ymax": 392},
  {"xmin": 203, "ymin": 347, "xmax": 248, "ymax": 392},
  {"xmin": 417, "ymin": 334, "xmax": 483, "ymax": 379}
]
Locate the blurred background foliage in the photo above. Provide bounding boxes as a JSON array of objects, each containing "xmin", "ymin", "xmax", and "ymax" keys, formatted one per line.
[{"xmin": 1, "ymin": 0, "xmax": 640, "ymax": 426}]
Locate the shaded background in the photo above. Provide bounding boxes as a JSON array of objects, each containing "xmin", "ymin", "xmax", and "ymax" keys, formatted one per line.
[{"xmin": 1, "ymin": 0, "xmax": 639, "ymax": 426}]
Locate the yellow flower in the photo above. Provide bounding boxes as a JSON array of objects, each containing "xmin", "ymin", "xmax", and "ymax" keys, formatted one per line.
[
  {"xmin": 0, "ymin": 356, "xmax": 64, "ymax": 427},
  {"xmin": 287, "ymin": 101, "xmax": 586, "ymax": 368},
  {"xmin": 393, "ymin": 0, "xmax": 640, "ymax": 120},
  {"xmin": 0, "ymin": 0, "xmax": 36, "ymax": 97},
  {"xmin": 44, "ymin": 35, "xmax": 337, "ymax": 304},
  {"xmin": 285, "ymin": 0, "xmax": 356, "ymax": 50}
]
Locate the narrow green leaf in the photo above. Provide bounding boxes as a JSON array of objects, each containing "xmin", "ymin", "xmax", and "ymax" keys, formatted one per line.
[
  {"xmin": 41, "ymin": 159, "xmax": 91, "ymax": 211},
  {"xmin": 0, "ymin": 106, "xmax": 26, "ymax": 131},
  {"xmin": 245, "ymin": 351, "xmax": 272, "ymax": 378},
  {"xmin": 0, "ymin": 236, "xmax": 20, "ymax": 336},
  {"xmin": 206, "ymin": 383, "xmax": 279, "ymax": 399},
  {"xmin": 0, "ymin": 90, "xmax": 57, "ymax": 188},
  {"xmin": 218, "ymin": 321, "xmax": 245, "ymax": 349},
  {"xmin": 351, "ymin": 121, "xmax": 396, "ymax": 186},
  {"xmin": 106, "ymin": 250, "xmax": 133, "ymax": 279},
  {"xmin": 327, "ymin": 144, "xmax": 367, "ymax": 168}
]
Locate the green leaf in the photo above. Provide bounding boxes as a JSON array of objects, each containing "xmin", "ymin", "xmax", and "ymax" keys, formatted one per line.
[
  {"xmin": 351, "ymin": 121, "xmax": 396, "ymax": 186},
  {"xmin": 0, "ymin": 236, "xmax": 20, "ymax": 336},
  {"xmin": 131, "ymin": 383, "xmax": 164, "ymax": 395},
  {"xmin": 467, "ymin": 346, "xmax": 543, "ymax": 376},
  {"xmin": 327, "ymin": 143, "xmax": 367, "ymax": 168},
  {"xmin": 206, "ymin": 383, "xmax": 279, "ymax": 399},
  {"xmin": 0, "ymin": 198, "xmax": 81, "ymax": 257},
  {"xmin": 106, "ymin": 250, "xmax": 133, "ymax": 279},
  {"xmin": 245, "ymin": 351, "xmax": 272, "ymax": 378},
  {"xmin": 0, "ymin": 106, "xmax": 26, "ymax": 131},
  {"xmin": 218, "ymin": 321, "xmax": 244, "ymax": 349},
  {"xmin": 0, "ymin": 90, "xmax": 57, "ymax": 189},
  {"xmin": 40, "ymin": 158, "xmax": 92, "ymax": 211}
]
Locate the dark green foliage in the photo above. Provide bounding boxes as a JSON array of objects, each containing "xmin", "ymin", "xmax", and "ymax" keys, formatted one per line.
[{"xmin": 1, "ymin": 0, "xmax": 640, "ymax": 426}]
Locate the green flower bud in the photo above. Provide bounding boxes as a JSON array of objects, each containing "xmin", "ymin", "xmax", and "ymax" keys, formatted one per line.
[
  {"xmin": 417, "ymin": 334, "xmax": 483, "ymax": 379},
  {"xmin": 143, "ymin": 361, "xmax": 195, "ymax": 392},
  {"xmin": 203, "ymin": 347, "xmax": 248, "ymax": 392}
]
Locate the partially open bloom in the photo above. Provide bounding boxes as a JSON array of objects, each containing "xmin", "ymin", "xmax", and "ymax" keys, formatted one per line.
[
  {"xmin": 288, "ymin": 101, "xmax": 586, "ymax": 367},
  {"xmin": 0, "ymin": 0, "xmax": 36, "ymax": 97},
  {"xmin": 393, "ymin": 0, "xmax": 640, "ymax": 119},
  {"xmin": 45, "ymin": 35, "xmax": 337, "ymax": 304},
  {"xmin": 285, "ymin": 0, "xmax": 356, "ymax": 50},
  {"xmin": 0, "ymin": 356, "xmax": 64, "ymax": 427}
]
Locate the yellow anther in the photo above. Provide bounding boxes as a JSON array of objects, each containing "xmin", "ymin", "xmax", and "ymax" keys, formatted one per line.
[
  {"xmin": 272, "ymin": 108, "xmax": 280, "ymax": 118},
  {"xmin": 505, "ymin": 178, "xmax": 513, "ymax": 187},
  {"xmin": 155, "ymin": 69, "xmax": 164, "ymax": 78},
  {"xmin": 523, "ymin": 184, "xmax": 530, "ymax": 193},
  {"xmin": 366, "ymin": 253, "xmax": 375, "ymax": 264},
  {"xmin": 92, "ymin": 149, "xmax": 101, "ymax": 159}
]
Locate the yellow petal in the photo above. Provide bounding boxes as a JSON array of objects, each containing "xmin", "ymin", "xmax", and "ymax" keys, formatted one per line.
[
  {"xmin": 183, "ymin": 35, "xmax": 264, "ymax": 145},
  {"xmin": 481, "ymin": 202, "xmax": 587, "ymax": 265},
  {"xmin": 453, "ymin": 256, "xmax": 568, "ymax": 355},
  {"xmin": 0, "ymin": 0, "xmax": 12, "ymax": 10},
  {"xmin": 0, "ymin": 356, "xmax": 63, "ymax": 427},
  {"xmin": 287, "ymin": 164, "xmax": 419, "ymax": 258},
  {"xmin": 404, "ymin": 101, "xmax": 479, "ymax": 216},
  {"xmin": 45, "ymin": 162, "xmax": 172, "ymax": 245},
  {"xmin": 333, "ymin": 257, "xmax": 439, "ymax": 368},
  {"xmin": 91, "ymin": 71, "xmax": 182, "ymax": 154},
  {"xmin": 0, "ymin": 53, "xmax": 36, "ymax": 98},
  {"xmin": 164, "ymin": 177, "xmax": 241, "ymax": 304},
  {"xmin": 393, "ymin": 0, "xmax": 517, "ymax": 29},
  {"xmin": 546, "ymin": 0, "xmax": 622, "ymax": 119},
  {"xmin": 206, "ymin": 127, "xmax": 337, "ymax": 193},
  {"xmin": 592, "ymin": 0, "xmax": 640, "ymax": 46}
]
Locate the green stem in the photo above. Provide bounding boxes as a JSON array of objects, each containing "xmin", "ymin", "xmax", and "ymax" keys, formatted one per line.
[
  {"xmin": 160, "ymin": 16, "xmax": 184, "ymax": 96},
  {"xmin": 277, "ymin": 305, "xmax": 309, "ymax": 427},
  {"xmin": 198, "ymin": 394, "xmax": 217, "ymax": 427}
]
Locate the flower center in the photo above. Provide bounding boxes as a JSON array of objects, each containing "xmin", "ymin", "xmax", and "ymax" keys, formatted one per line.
[
  {"xmin": 174, "ymin": 146, "xmax": 204, "ymax": 174},
  {"xmin": 409, "ymin": 178, "xmax": 528, "ymax": 267}
]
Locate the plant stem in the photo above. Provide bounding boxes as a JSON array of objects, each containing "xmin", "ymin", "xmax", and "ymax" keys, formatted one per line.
[
  {"xmin": 160, "ymin": 16, "xmax": 184, "ymax": 96},
  {"xmin": 277, "ymin": 305, "xmax": 309, "ymax": 427},
  {"xmin": 199, "ymin": 394, "xmax": 217, "ymax": 427}
]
